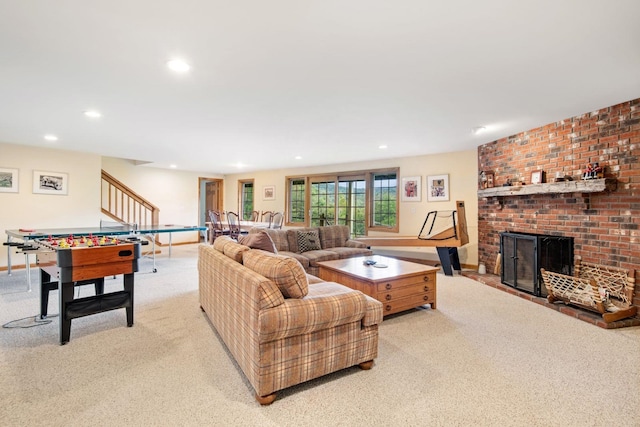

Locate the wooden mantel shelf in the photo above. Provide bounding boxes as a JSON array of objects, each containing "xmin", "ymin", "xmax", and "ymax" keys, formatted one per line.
[{"xmin": 477, "ymin": 178, "xmax": 616, "ymax": 198}]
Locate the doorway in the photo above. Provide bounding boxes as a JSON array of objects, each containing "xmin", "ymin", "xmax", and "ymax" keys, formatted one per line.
[{"xmin": 199, "ymin": 178, "xmax": 224, "ymax": 241}]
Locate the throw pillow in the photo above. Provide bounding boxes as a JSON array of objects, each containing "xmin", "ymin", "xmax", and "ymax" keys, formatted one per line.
[
  {"xmin": 238, "ymin": 231, "xmax": 277, "ymax": 254},
  {"xmin": 297, "ymin": 230, "xmax": 321, "ymax": 253},
  {"xmin": 223, "ymin": 241, "xmax": 250, "ymax": 263},
  {"xmin": 212, "ymin": 235, "xmax": 234, "ymax": 253},
  {"xmin": 243, "ymin": 250, "xmax": 309, "ymax": 298}
]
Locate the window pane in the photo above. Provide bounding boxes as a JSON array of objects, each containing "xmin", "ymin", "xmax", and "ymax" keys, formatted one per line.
[
  {"xmin": 337, "ymin": 179, "xmax": 366, "ymax": 236},
  {"xmin": 310, "ymin": 181, "xmax": 335, "ymax": 226},
  {"xmin": 241, "ymin": 182, "xmax": 254, "ymax": 220},
  {"xmin": 289, "ymin": 179, "xmax": 305, "ymax": 223},
  {"xmin": 372, "ymin": 173, "xmax": 397, "ymax": 228}
]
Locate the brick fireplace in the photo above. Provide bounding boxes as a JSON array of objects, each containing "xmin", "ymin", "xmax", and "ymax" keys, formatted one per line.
[{"xmin": 475, "ymin": 97, "xmax": 639, "ymax": 327}]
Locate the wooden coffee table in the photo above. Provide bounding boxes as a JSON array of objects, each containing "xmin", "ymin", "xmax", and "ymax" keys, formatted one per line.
[{"xmin": 317, "ymin": 256, "xmax": 438, "ymax": 316}]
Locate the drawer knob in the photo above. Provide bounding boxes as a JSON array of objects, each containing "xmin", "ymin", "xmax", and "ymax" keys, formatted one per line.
[
  {"xmin": 385, "ymin": 283, "xmax": 392, "ymax": 290},
  {"xmin": 423, "ymin": 285, "xmax": 430, "ymax": 292},
  {"xmin": 423, "ymin": 276, "xmax": 430, "ymax": 282},
  {"xmin": 385, "ymin": 294, "xmax": 392, "ymax": 301},
  {"xmin": 385, "ymin": 304, "xmax": 392, "ymax": 311},
  {"xmin": 423, "ymin": 295, "xmax": 429, "ymax": 301}
]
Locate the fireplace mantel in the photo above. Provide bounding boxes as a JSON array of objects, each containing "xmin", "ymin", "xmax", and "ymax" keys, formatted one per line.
[{"xmin": 477, "ymin": 178, "xmax": 616, "ymax": 198}]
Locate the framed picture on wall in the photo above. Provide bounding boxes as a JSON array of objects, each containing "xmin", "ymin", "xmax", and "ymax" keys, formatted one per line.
[
  {"xmin": 427, "ymin": 174, "xmax": 449, "ymax": 202},
  {"xmin": 263, "ymin": 185, "xmax": 275, "ymax": 201},
  {"xmin": 33, "ymin": 170, "xmax": 68, "ymax": 195},
  {"xmin": 401, "ymin": 176, "xmax": 421, "ymax": 202},
  {"xmin": 0, "ymin": 167, "xmax": 19, "ymax": 193}
]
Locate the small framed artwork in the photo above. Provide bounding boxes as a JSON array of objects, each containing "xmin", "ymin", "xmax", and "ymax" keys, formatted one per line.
[
  {"xmin": 427, "ymin": 174, "xmax": 449, "ymax": 202},
  {"xmin": 0, "ymin": 167, "xmax": 19, "ymax": 193},
  {"xmin": 33, "ymin": 170, "xmax": 68, "ymax": 195},
  {"xmin": 486, "ymin": 171, "xmax": 495, "ymax": 188},
  {"xmin": 531, "ymin": 170, "xmax": 544, "ymax": 184},
  {"xmin": 401, "ymin": 176, "xmax": 421, "ymax": 202},
  {"xmin": 263, "ymin": 185, "xmax": 275, "ymax": 201}
]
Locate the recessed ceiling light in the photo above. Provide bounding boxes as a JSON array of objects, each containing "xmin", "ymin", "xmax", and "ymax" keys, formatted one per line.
[
  {"xmin": 294, "ymin": 156, "xmax": 302, "ymax": 160},
  {"xmin": 44, "ymin": 134, "xmax": 58, "ymax": 141},
  {"xmin": 167, "ymin": 59, "xmax": 191, "ymax": 73},
  {"xmin": 169, "ymin": 164, "xmax": 177, "ymax": 169},
  {"xmin": 472, "ymin": 126, "xmax": 486, "ymax": 135},
  {"xmin": 84, "ymin": 110, "xmax": 102, "ymax": 118},
  {"xmin": 379, "ymin": 145, "xmax": 388, "ymax": 149}
]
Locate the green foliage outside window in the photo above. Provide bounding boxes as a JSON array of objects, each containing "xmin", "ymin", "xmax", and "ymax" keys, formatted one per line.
[{"xmin": 241, "ymin": 182, "xmax": 254, "ymax": 220}]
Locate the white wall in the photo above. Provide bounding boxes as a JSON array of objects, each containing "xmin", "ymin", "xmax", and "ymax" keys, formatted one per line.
[
  {"xmin": 101, "ymin": 157, "xmax": 223, "ymax": 245},
  {"xmin": 1, "ymin": 141, "xmax": 478, "ymax": 269},
  {"xmin": 224, "ymin": 149, "xmax": 479, "ymax": 267},
  {"xmin": 1, "ymin": 142, "xmax": 102, "ymax": 268}
]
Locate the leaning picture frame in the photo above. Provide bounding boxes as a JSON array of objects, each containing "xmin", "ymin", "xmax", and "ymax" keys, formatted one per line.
[
  {"xmin": 33, "ymin": 170, "xmax": 68, "ymax": 195},
  {"xmin": 0, "ymin": 167, "xmax": 19, "ymax": 193},
  {"xmin": 530, "ymin": 170, "xmax": 544, "ymax": 184},
  {"xmin": 427, "ymin": 174, "xmax": 449, "ymax": 202},
  {"xmin": 401, "ymin": 176, "xmax": 421, "ymax": 202},
  {"xmin": 263, "ymin": 185, "xmax": 275, "ymax": 201}
]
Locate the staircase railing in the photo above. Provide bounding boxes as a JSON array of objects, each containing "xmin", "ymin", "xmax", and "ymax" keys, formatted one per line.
[{"xmin": 101, "ymin": 170, "xmax": 159, "ymax": 229}]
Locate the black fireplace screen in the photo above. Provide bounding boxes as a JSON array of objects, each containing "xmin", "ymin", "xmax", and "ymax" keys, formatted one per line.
[{"xmin": 500, "ymin": 232, "xmax": 574, "ymax": 297}]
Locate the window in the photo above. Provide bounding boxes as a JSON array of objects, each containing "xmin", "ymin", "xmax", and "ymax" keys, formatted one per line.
[
  {"xmin": 288, "ymin": 178, "xmax": 306, "ymax": 224},
  {"xmin": 310, "ymin": 179, "xmax": 335, "ymax": 227},
  {"xmin": 337, "ymin": 177, "xmax": 366, "ymax": 235},
  {"xmin": 285, "ymin": 168, "xmax": 398, "ymax": 235},
  {"xmin": 238, "ymin": 180, "xmax": 254, "ymax": 220},
  {"xmin": 371, "ymin": 172, "xmax": 397, "ymax": 230}
]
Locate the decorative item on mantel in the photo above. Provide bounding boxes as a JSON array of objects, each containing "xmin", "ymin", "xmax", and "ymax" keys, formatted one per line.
[
  {"xmin": 479, "ymin": 171, "xmax": 494, "ymax": 189},
  {"xmin": 554, "ymin": 171, "xmax": 573, "ymax": 182},
  {"xmin": 582, "ymin": 162, "xmax": 604, "ymax": 180},
  {"xmin": 530, "ymin": 170, "xmax": 545, "ymax": 185}
]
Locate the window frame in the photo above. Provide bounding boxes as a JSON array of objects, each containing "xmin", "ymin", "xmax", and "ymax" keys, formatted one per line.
[
  {"xmin": 368, "ymin": 169, "xmax": 399, "ymax": 232},
  {"xmin": 237, "ymin": 179, "xmax": 255, "ymax": 221},
  {"xmin": 285, "ymin": 176, "xmax": 307, "ymax": 227},
  {"xmin": 285, "ymin": 167, "xmax": 399, "ymax": 234}
]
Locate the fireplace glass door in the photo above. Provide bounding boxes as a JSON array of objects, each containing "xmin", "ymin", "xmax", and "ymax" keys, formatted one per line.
[
  {"xmin": 500, "ymin": 232, "xmax": 574, "ymax": 297},
  {"xmin": 501, "ymin": 233, "xmax": 537, "ymax": 295}
]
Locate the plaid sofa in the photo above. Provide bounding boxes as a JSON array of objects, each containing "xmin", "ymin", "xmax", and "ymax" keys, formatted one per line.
[
  {"xmin": 198, "ymin": 238, "xmax": 382, "ymax": 405},
  {"xmin": 249, "ymin": 225, "xmax": 372, "ymax": 276}
]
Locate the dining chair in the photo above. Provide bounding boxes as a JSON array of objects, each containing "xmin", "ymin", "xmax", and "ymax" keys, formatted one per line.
[
  {"xmin": 249, "ymin": 211, "xmax": 260, "ymax": 222},
  {"xmin": 270, "ymin": 211, "xmax": 284, "ymax": 229},
  {"xmin": 208, "ymin": 210, "xmax": 230, "ymax": 243},
  {"xmin": 226, "ymin": 211, "xmax": 245, "ymax": 240},
  {"xmin": 261, "ymin": 211, "xmax": 274, "ymax": 227}
]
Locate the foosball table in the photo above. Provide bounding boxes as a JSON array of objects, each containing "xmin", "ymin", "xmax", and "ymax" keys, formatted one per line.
[{"xmin": 33, "ymin": 234, "xmax": 141, "ymax": 345}]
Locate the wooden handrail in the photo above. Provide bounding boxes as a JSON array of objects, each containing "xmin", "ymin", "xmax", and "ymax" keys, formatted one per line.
[{"xmin": 101, "ymin": 170, "xmax": 159, "ymax": 228}]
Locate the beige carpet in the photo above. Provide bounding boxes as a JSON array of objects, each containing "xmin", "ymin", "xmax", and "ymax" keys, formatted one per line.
[{"xmin": 1, "ymin": 244, "xmax": 639, "ymax": 426}]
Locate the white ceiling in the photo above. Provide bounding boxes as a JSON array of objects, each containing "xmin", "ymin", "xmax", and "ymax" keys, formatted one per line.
[{"xmin": 1, "ymin": 1, "xmax": 639, "ymax": 174}]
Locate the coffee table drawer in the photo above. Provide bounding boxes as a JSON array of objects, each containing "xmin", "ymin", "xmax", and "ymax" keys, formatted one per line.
[
  {"xmin": 381, "ymin": 293, "xmax": 435, "ymax": 315},
  {"xmin": 378, "ymin": 283, "xmax": 434, "ymax": 301},
  {"xmin": 376, "ymin": 272, "xmax": 435, "ymax": 293}
]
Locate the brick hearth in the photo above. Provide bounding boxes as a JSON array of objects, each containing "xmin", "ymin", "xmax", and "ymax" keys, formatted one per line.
[{"xmin": 461, "ymin": 271, "xmax": 640, "ymax": 329}]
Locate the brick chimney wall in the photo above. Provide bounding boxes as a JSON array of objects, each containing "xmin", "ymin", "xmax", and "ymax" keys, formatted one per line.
[{"xmin": 477, "ymin": 97, "xmax": 640, "ymax": 311}]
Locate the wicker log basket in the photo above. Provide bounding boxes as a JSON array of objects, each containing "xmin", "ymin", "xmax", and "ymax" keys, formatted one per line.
[{"xmin": 541, "ymin": 260, "xmax": 637, "ymax": 323}]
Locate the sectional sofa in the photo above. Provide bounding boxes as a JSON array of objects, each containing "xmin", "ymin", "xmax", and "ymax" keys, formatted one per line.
[
  {"xmin": 198, "ymin": 236, "xmax": 383, "ymax": 404},
  {"xmin": 248, "ymin": 225, "xmax": 372, "ymax": 276}
]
